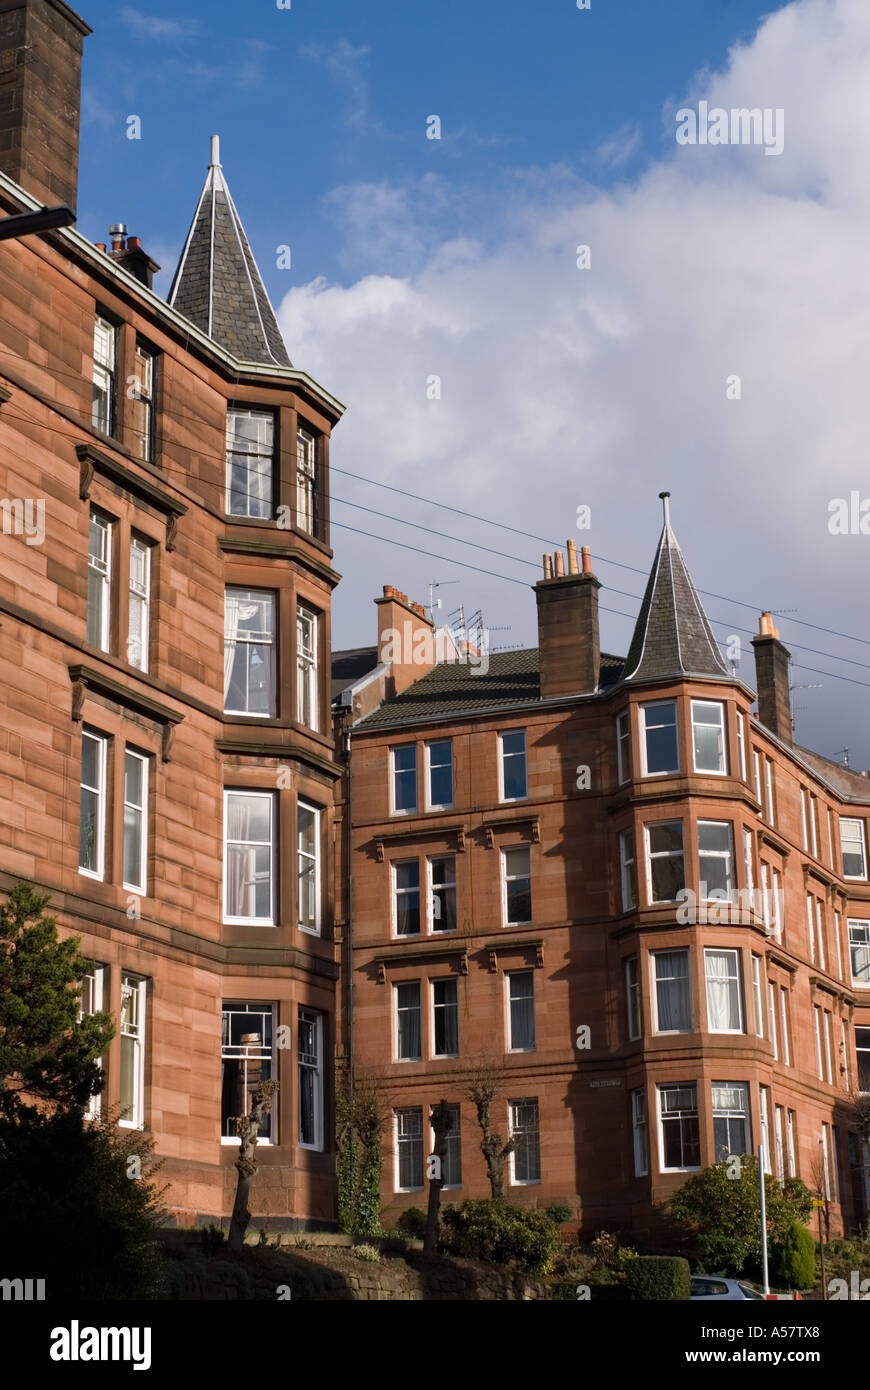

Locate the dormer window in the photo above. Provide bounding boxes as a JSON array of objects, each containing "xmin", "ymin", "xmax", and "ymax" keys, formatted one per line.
[{"xmin": 226, "ymin": 407, "xmax": 275, "ymax": 518}]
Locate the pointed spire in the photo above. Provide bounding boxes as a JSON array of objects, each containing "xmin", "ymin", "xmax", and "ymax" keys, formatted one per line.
[
  {"xmin": 168, "ymin": 136, "xmax": 291, "ymax": 368},
  {"xmin": 623, "ymin": 495, "xmax": 729, "ymax": 683}
]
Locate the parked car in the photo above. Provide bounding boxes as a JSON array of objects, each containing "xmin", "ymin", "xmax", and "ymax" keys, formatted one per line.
[{"xmin": 690, "ymin": 1276, "xmax": 765, "ymax": 1300}]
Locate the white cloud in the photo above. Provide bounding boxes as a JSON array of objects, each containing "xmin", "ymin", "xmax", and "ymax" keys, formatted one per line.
[
  {"xmin": 278, "ymin": 0, "xmax": 870, "ymax": 765},
  {"xmin": 118, "ymin": 7, "xmax": 199, "ymax": 41}
]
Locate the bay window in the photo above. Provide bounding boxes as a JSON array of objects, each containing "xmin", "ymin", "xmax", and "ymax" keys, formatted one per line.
[
  {"xmin": 712, "ymin": 1082, "xmax": 750, "ymax": 1161},
  {"xmin": 640, "ymin": 700, "xmax": 678, "ymax": 776},
  {"xmin": 691, "ymin": 700, "xmax": 726, "ymax": 774},
  {"xmin": 658, "ymin": 1084, "xmax": 700, "ymax": 1171},
  {"xmin": 221, "ymin": 1002, "xmax": 274, "ymax": 1142},
  {"xmin": 704, "ymin": 949, "xmax": 742, "ymax": 1033},
  {"xmin": 296, "ymin": 604, "xmax": 319, "ymax": 730},
  {"xmin": 646, "ymin": 820, "xmax": 685, "ymax": 902},
  {"xmin": 226, "ymin": 406, "xmax": 274, "ymax": 518},
  {"xmin": 653, "ymin": 949, "xmax": 692, "ymax": 1033}
]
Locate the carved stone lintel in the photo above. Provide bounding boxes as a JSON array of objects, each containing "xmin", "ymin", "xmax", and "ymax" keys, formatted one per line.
[
  {"xmin": 79, "ymin": 456, "xmax": 95, "ymax": 501},
  {"xmin": 71, "ymin": 679, "xmax": 86, "ymax": 722},
  {"xmin": 165, "ymin": 512, "xmax": 179, "ymax": 551}
]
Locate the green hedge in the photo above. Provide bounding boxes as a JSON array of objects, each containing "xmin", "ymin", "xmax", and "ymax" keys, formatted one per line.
[
  {"xmin": 774, "ymin": 1223, "xmax": 815, "ymax": 1290},
  {"xmin": 440, "ymin": 1199, "xmax": 559, "ymax": 1275},
  {"xmin": 625, "ymin": 1255, "xmax": 691, "ymax": 1301}
]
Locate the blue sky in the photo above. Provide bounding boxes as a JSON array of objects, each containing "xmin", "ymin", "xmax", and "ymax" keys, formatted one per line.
[
  {"xmin": 79, "ymin": 0, "xmax": 778, "ymax": 297},
  {"xmin": 75, "ymin": 0, "xmax": 870, "ymax": 768}
]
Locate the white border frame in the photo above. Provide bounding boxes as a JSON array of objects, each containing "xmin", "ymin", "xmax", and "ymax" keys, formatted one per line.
[
  {"xmin": 223, "ymin": 788, "xmax": 277, "ymax": 926},
  {"xmin": 122, "ymin": 748, "xmax": 149, "ymax": 895}
]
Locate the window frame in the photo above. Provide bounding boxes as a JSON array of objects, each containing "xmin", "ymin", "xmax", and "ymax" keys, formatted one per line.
[
  {"xmin": 619, "ymin": 828, "xmax": 637, "ymax": 912},
  {"xmin": 691, "ymin": 699, "xmax": 727, "ymax": 776},
  {"xmin": 92, "ymin": 313, "xmax": 117, "ymax": 436},
  {"xmin": 222, "ymin": 788, "xmax": 277, "ymax": 926},
  {"xmin": 506, "ymin": 969, "xmax": 536, "ymax": 1053},
  {"xmin": 394, "ymin": 980, "xmax": 423, "ymax": 1062},
  {"xmin": 220, "ymin": 1001, "xmax": 276, "ymax": 1145},
  {"xmin": 425, "ymin": 739, "xmax": 454, "ymax": 811},
  {"xmin": 130, "ymin": 339, "xmax": 157, "ymax": 463},
  {"xmin": 704, "ymin": 947, "xmax": 743, "ymax": 1034},
  {"xmin": 508, "ymin": 1098, "xmax": 541, "ymax": 1185},
  {"xmin": 393, "ymin": 858, "xmax": 421, "ymax": 938},
  {"xmin": 297, "ymin": 1006, "xmax": 323, "ymax": 1151},
  {"xmin": 127, "ymin": 533, "xmax": 151, "ymax": 672},
  {"xmin": 296, "ymin": 799, "xmax": 321, "ymax": 936},
  {"xmin": 428, "ymin": 854, "xmax": 457, "ymax": 935},
  {"xmin": 431, "ymin": 976, "xmax": 460, "ymax": 1059},
  {"xmin": 225, "ymin": 404, "xmax": 276, "ymax": 519},
  {"xmin": 118, "ymin": 971, "xmax": 147, "ymax": 1130},
  {"xmin": 616, "ymin": 710, "xmax": 630, "ymax": 784},
  {"xmin": 697, "ymin": 820, "xmax": 735, "ymax": 902},
  {"xmin": 223, "ymin": 587, "xmax": 277, "ymax": 718},
  {"xmin": 502, "ymin": 844, "xmax": 532, "ymax": 926},
  {"xmin": 394, "ymin": 1107, "xmax": 424, "ymax": 1192},
  {"xmin": 645, "ymin": 819, "xmax": 686, "ymax": 904},
  {"xmin": 625, "ymin": 956, "xmax": 641, "ymax": 1041},
  {"xmin": 651, "ymin": 948, "xmax": 692, "ymax": 1035},
  {"xmin": 498, "ymin": 729, "xmax": 528, "ymax": 803},
  {"xmin": 87, "ymin": 509, "xmax": 112, "ymax": 653},
  {"xmin": 657, "ymin": 1082, "xmax": 701, "ymax": 1174},
  {"xmin": 122, "ymin": 747, "xmax": 149, "ymax": 895},
  {"xmin": 296, "ymin": 602, "xmax": 319, "ymax": 732},
  {"xmin": 841, "ymin": 818, "xmax": 868, "ymax": 881},
  {"xmin": 390, "ymin": 744, "xmax": 418, "ymax": 817},
  {"xmin": 639, "ymin": 699, "xmax": 679, "ymax": 777},
  {"xmin": 296, "ymin": 425, "xmax": 317, "ymax": 535},
  {"xmin": 631, "ymin": 1087, "xmax": 648, "ymax": 1177},
  {"xmin": 79, "ymin": 728, "xmax": 108, "ymax": 881},
  {"xmin": 848, "ymin": 918, "xmax": 870, "ymax": 987},
  {"xmin": 711, "ymin": 1081, "xmax": 751, "ymax": 1163}
]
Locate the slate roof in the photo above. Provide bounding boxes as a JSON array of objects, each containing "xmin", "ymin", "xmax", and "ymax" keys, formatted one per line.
[
  {"xmin": 353, "ymin": 648, "xmax": 625, "ymax": 729},
  {"xmin": 168, "ymin": 137, "xmax": 291, "ymax": 368},
  {"xmin": 331, "ymin": 646, "xmax": 379, "ymax": 701},
  {"xmin": 623, "ymin": 504, "xmax": 729, "ymax": 683}
]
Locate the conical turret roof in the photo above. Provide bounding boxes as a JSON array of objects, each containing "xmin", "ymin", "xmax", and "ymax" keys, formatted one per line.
[
  {"xmin": 623, "ymin": 494, "xmax": 729, "ymax": 683},
  {"xmin": 168, "ymin": 136, "xmax": 291, "ymax": 368}
]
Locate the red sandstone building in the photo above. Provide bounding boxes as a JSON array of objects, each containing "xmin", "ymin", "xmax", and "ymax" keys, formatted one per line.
[
  {"xmin": 2, "ymin": 0, "xmax": 870, "ymax": 1250},
  {"xmin": 333, "ymin": 521, "xmax": 870, "ymax": 1237},
  {"xmin": 0, "ymin": 0, "xmax": 342, "ymax": 1226}
]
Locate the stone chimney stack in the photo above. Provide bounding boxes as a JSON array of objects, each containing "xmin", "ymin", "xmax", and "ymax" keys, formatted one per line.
[
  {"xmin": 0, "ymin": 0, "xmax": 91, "ymax": 211},
  {"xmin": 535, "ymin": 540, "xmax": 600, "ymax": 699},
  {"xmin": 751, "ymin": 611, "xmax": 793, "ymax": 745},
  {"xmin": 376, "ymin": 586, "xmax": 437, "ymax": 697}
]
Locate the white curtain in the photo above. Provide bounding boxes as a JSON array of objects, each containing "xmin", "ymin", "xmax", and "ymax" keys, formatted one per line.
[{"xmin": 706, "ymin": 951, "xmax": 737, "ymax": 1030}]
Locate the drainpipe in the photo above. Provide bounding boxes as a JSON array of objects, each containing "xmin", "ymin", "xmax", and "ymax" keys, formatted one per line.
[{"xmin": 342, "ymin": 720, "xmax": 354, "ymax": 1092}]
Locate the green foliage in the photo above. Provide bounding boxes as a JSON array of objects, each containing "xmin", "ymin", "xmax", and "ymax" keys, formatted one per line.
[
  {"xmin": 774, "ymin": 1222, "xmax": 816, "ymax": 1290},
  {"xmin": 670, "ymin": 1156, "xmax": 815, "ymax": 1276},
  {"xmin": 440, "ymin": 1199, "xmax": 560, "ymax": 1275},
  {"xmin": 353, "ymin": 1243, "xmax": 381, "ymax": 1263},
  {"xmin": 591, "ymin": 1230, "xmax": 619, "ymax": 1267},
  {"xmin": 0, "ymin": 882, "xmax": 115, "ymax": 1118},
  {"xmin": 543, "ymin": 1201, "xmax": 573, "ymax": 1227},
  {"xmin": 396, "ymin": 1206, "xmax": 427, "ymax": 1238},
  {"xmin": 0, "ymin": 1106, "xmax": 166, "ymax": 1298},
  {"xmin": 200, "ymin": 1224, "xmax": 226, "ymax": 1256},
  {"xmin": 624, "ymin": 1255, "xmax": 691, "ymax": 1301},
  {"xmin": 335, "ymin": 1067, "xmax": 384, "ymax": 1238}
]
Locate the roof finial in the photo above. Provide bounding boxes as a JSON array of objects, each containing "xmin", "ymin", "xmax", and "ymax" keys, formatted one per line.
[
  {"xmin": 210, "ymin": 134, "xmax": 221, "ymax": 168},
  {"xmin": 659, "ymin": 490, "xmax": 671, "ymax": 527}
]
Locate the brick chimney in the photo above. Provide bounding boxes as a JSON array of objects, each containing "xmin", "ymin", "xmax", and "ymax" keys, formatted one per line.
[
  {"xmin": 751, "ymin": 611, "xmax": 793, "ymax": 745},
  {"xmin": 0, "ymin": 0, "xmax": 91, "ymax": 211},
  {"xmin": 104, "ymin": 225, "xmax": 161, "ymax": 289},
  {"xmin": 535, "ymin": 540, "xmax": 600, "ymax": 698},
  {"xmin": 376, "ymin": 586, "xmax": 437, "ymax": 696}
]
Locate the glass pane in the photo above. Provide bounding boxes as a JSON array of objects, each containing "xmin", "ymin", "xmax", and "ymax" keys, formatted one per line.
[{"xmin": 123, "ymin": 804, "xmax": 142, "ymax": 886}]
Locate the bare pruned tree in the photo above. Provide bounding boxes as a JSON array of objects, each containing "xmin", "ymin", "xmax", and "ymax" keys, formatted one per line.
[
  {"xmin": 466, "ymin": 1054, "xmax": 516, "ymax": 1199},
  {"xmin": 423, "ymin": 1099, "xmax": 453, "ymax": 1256},
  {"xmin": 228, "ymin": 1079, "xmax": 279, "ymax": 1251}
]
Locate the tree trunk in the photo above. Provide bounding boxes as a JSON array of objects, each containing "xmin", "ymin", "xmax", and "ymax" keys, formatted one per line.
[
  {"xmin": 227, "ymin": 1080, "xmax": 278, "ymax": 1252},
  {"xmin": 424, "ymin": 1100, "xmax": 452, "ymax": 1256}
]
